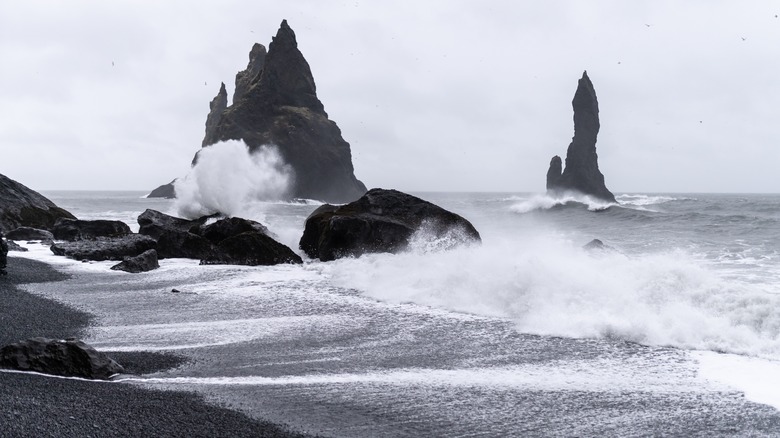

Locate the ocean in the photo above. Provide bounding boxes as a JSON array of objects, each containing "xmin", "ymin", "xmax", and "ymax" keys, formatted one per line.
[{"xmin": 14, "ymin": 190, "xmax": 780, "ymax": 436}]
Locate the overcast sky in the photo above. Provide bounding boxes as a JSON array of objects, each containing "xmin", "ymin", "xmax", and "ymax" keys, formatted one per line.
[{"xmin": 1, "ymin": 1, "xmax": 779, "ymax": 193}]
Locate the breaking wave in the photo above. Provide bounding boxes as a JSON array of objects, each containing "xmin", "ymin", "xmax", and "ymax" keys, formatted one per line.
[{"xmin": 510, "ymin": 192, "xmax": 617, "ymax": 213}]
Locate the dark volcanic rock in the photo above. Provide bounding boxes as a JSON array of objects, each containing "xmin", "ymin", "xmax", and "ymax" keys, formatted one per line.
[
  {"xmin": 546, "ymin": 71, "xmax": 616, "ymax": 203},
  {"xmin": 233, "ymin": 43, "xmax": 267, "ymax": 103},
  {"xmin": 198, "ymin": 216, "xmax": 270, "ymax": 243},
  {"xmin": 110, "ymin": 249, "xmax": 160, "ymax": 273},
  {"xmin": 300, "ymin": 188, "xmax": 481, "ymax": 261},
  {"xmin": 6, "ymin": 240, "xmax": 27, "ymax": 252},
  {"xmin": 201, "ymin": 232, "xmax": 302, "ymax": 266},
  {"xmin": 0, "ymin": 173, "xmax": 76, "ymax": 232},
  {"xmin": 53, "ymin": 218, "xmax": 132, "ymax": 241},
  {"xmin": 147, "ymin": 179, "xmax": 177, "ymax": 199},
  {"xmin": 5, "ymin": 227, "xmax": 54, "ymax": 241},
  {"xmin": 202, "ymin": 83, "xmax": 229, "ymax": 148},
  {"xmin": 0, "ymin": 337, "xmax": 123, "ymax": 380},
  {"xmin": 137, "ymin": 209, "xmax": 214, "ymax": 259},
  {"xmin": 50, "ymin": 234, "xmax": 157, "ymax": 261},
  {"xmin": 200, "ymin": 20, "xmax": 366, "ymax": 203}
]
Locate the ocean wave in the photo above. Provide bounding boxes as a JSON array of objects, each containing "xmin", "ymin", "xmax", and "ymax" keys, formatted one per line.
[
  {"xmin": 616, "ymin": 194, "xmax": 681, "ymax": 207},
  {"xmin": 323, "ymin": 233, "xmax": 780, "ymax": 359},
  {"xmin": 509, "ymin": 193, "xmax": 617, "ymax": 213}
]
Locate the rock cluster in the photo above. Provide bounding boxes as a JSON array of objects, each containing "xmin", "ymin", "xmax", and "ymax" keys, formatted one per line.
[
  {"xmin": 149, "ymin": 20, "xmax": 366, "ymax": 203},
  {"xmin": 0, "ymin": 337, "xmax": 123, "ymax": 380},
  {"xmin": 0, "ymin": 173, "xmax": 75, "ymax": 232},
  {"xmin": 110, "ymin": 249, "xmax": 160, "ymax": 273},
  {"xmin": 300, "ymin": 189, "xmax": 481, "ymax": 261},
  {"xmin": 546, "ymin": 71, "xmax": 616, "ymax": 203}
]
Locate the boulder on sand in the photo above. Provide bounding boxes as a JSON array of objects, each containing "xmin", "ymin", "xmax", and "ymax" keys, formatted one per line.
[
  {"xmin": 137, "ymin": 209, "xmax": 215, "ymax": 259},
  {"xmin": 5, "ymin": 227, "xmax": 54, "ymax": 241},
  {"xmin": 300, "ymin": 188, "xmax": 481, "ymax": 261},
  {"xmin": 50, "ymin": 234, "xmax": 157, "ymax": 262},
  {"xmin": 110, "ymin": 249, "xmax": 160, "ymax": 273},
  {"xmin": 201, "ymin": 232, "xmax": 302, "ymax": 266},
  {"xmin": 52, "ymin": 218, "xmax": 132, "ymax": 241},
  {"xmin": 0, "ymin": 337, "xmax": 124, "ymax": 380},
  {"xmin": 0, "ymin": 173, "xmax": 75, "ymax": 231}
]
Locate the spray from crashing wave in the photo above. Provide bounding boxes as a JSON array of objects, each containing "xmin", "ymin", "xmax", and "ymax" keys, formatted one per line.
[
  {"xmin": 510, "ymin": 191, "xmax": 617, "ymax": 213},
  {"xmin": 172, "ymin": 140, "xmax": 293, "ymax": 221}
]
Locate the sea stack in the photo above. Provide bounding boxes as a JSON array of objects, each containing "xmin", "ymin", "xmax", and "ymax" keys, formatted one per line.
[
  {"xmin": 546, "ymin": 71, "xmax": 616, "ymax": 203},
  {"xmin": 150, "ymin": 20, "xmax": 367, "ymax": 203}
]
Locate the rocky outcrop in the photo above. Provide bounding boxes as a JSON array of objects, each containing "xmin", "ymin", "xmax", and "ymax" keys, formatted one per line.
[
  {"xmin": 546, "ymin": 71, "xmax": 616, "ymax": 203},
  {"xmin": 150, "ymin": 20, "xmax": 367, "ymax": 203},
  {"xmin": 50, "ymin": 234, "xmax": 157, "ymax": 261},
  {"xmin": 202, "ymin": 83, "xmax": 229, "ymax": 148},
  {"xmin": 110, "ymin": 249, "xmax": 160, "ymax": 273},
  {"xmin": 5, "ymin": 227, "xmax": 54, "ymax": 241},
  {"xmin": 0, "ymin": 173, "xmax": 76, "ymax": 232},
  {"xmin": 300, "ymin": 188, "xmax": 481, "ymax": 261},
  {"xmin": 138, "ymin": 209, "xmax": 300, "ymax": 265},
  {"xmin": 0, "ymin": 337, "xmax": 123, "ymax": 380},
  {"xmin": 6, "ymin": 240, "xmax": 27, "ymax": 252},
  {"xmin": 52, "ymin": 218, "xmax": 132, "ymax": 241},
  {"xmin": 147, "ymin": 179, "xmax": 177, "ymax": 199}
]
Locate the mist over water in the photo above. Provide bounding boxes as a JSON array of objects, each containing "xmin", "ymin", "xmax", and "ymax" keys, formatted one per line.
[{"xmin": 173, "ymin": 140, "xmax": 293, "ymax": 220}]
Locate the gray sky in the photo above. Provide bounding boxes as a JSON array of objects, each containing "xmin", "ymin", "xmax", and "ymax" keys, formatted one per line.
[{"xmin": 2, "ymin": 1, "xmax": 779, "ymax": 193}]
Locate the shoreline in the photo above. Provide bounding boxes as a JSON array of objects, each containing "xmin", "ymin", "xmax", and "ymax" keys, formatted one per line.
[{"xmin": 0, "ymin": 255, "xmax": 308, "ymax": 437}]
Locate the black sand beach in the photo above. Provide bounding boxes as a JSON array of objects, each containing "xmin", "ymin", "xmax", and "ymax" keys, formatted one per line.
[{"xmin": 0, "ymin": 256, "xmax": 307, "ymax": 438}]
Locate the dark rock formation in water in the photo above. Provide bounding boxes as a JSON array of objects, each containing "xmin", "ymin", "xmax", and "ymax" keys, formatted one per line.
[
  {"xmin": 0, "ymin": 173, "xmax": 76, "ymax": 231},
  {"xmin": 0, "ymin": 337, "xmax": 124, "ymax": 380},
  {"xmin": 149, "ymin": 20, "xmax": 366, "ymax": 203},
  {"xmin": 110, "ymin": 249, "xmax": 160, "ymax": 273},
  {"xmin": 202, "ymin": 83, "xmax": 228, "ymax": 148},
  {"xmin": 138, "ymin": 209, "xmax": 300, "ymax": 265},
  {"xmin": 148, "ymin": 179, "xmax": 177, "ymax": 199},
  {"xmin": 5, "ymin": 227, "xmax": 54, "ymax": 241},
  {"xmin": 50, "ymin": 234, "xmax": 157, "ymax": 261},
  {"xmin": 52, "ymin": 219, "xmax": 132, "ymax": 241},
  {"xmin": 546, "ymin": 71, "xmax": 616, "ymax": 203},
  {"xmin": 300, "ymin": 188, "xmax": 481, "ymax": 261}
]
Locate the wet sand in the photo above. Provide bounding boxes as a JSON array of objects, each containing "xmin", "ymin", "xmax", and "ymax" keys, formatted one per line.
[{"xmin": 0, "ymin": 256, "xmax": 307, "ymax": 437}]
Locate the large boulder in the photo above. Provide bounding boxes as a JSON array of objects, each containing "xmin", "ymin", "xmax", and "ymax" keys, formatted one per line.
[
  {"xmin": 52, "ymin": 218, "xmax": 132, "ymax": 241},
  {"xmin": 147, "ymin": 179, "xmax": 177, "ymax": 199},
  {"xmin": 300, "ymin": 188, "xmax": 481, "ymax": 261},
  {"xmin": 0, "ymin": 173, "xmax": 76, "ymax": 232},
  {"xmin": 546, "ymin": 71, "xmax": 616, "ymax": 203},
  {"xmin": 137, "ymin": 209, "xmax": 214, "ymax": 259},
  {"xmin": 149, "ymin": 20, "xmax": 366, "ymax": 203},
  {"xmin": 0, "ymin": 337, "xmax": 124, "ymax": 380},
  {"xmin": 5, "ymin": 227, "xmax": 54, "ymax": 241},
  {"xmin": 110, "ymin": 249, "xmax": 160, "ymax": 273},
  {"xmin": 201, "ymin": 232, "xmax": 302, "ymax": 266},
  {"xmin": 50, "ymin": 234, "xmax": 157, "ymax": 261},
  {"xmin": 138, "ymin": 210, "xmax": 299, "ymax": 265}
]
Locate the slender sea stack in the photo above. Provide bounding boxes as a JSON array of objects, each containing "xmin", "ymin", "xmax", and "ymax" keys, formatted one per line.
[
  {"xmin": 546, "ymin": 71, "xmax": 616, "ymax": 203},
  {"xmin": 0, "ymin": 173, "xmax": 75, "ymax": 231},
  {"xmin": 149, "ymin": 20, "xmax": 367, "ymax": 203}
]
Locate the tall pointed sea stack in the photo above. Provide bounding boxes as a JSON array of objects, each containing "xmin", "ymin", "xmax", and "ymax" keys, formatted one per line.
[
  {"xmin": 149, "ymin": 20, "xmax": 366, "ymax": 203},
  {"xmin": 546, "ymin": 71, "xmax": 616, "ymax": 203}
]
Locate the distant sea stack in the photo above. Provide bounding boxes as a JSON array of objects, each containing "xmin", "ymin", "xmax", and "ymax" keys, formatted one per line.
[
  {"xmin": 149, "ymin": 20, "xmax": 367, "ymax": 203},
  {"xmin": 546, "ymin": 71, "xmax": 616, "ymax": 203},
  {"xmin": 0, "ymin": 173, "xmax": 75, "ymax": 232}
]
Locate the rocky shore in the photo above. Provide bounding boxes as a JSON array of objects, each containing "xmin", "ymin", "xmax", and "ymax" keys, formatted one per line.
[{"xmin": 0, "ymin": 256, "xmax": 307, "ymax": 437}]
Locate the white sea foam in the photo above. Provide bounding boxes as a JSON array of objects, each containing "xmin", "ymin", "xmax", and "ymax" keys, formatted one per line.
[
  {"xmin": 616, "ymin": 194, "xmax": 679, "ymax": 207},
  {"xmin": 172, "ymin": 140, "xmax": 293, "ymax": 221},
  {"xmin": 510, "ymin": 192, "xmax": 616, "ymax": 213},
  {"xmin": 696, "ymin": 351, "xmax": 780, "ymax": 410},
  {"xmin": 324, "ymin": 232, "xmax": 780, "ymax": 359}
]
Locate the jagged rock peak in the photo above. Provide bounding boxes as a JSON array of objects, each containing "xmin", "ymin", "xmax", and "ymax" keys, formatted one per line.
[
  {"xmin": 546, "ymin": 71, "xmax": 616, "ymax": 203},
  {"xmin": 202, "ymin": 83, "xmax": 228, "ymax": 147},
  {"xmin": 233, "ymin": 43, "xmax": 267, "ymax": 102}
]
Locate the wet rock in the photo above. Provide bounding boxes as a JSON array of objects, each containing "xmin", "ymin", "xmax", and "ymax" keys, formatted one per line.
[
  {"xmin": 197, "ymin": 217, "xmax": 270, "ymax": 243},
  {"xmin": 5, "ymin": 227, "xmax": 54, "ymax": 241},
  {"xmin": 0, "ymin": 173, "xmax": 76, "ymax": 231},
  {"xmin": 147, "ymin": 179, "xmax": 177, "ymax": 199},
  {"xmin": 0, "ymin": 232, "xmax": 7, "ymax": 275},
  {"xmin": 201, "ymin": 232, "xmax": 302, "ymax": 266},
  {"xmin": 6, "ymin": 240, "xmax": 27, "ymax": 252},
  {"xmin": 110, "ymin": 249, "xmax": 160, "ymax": 273},
  {"xmin": 547, "ymin": 71, "xmax": 616, "ymax": 203},
  {"xmin": 50, "ymin": 234, "xmax": 157, "ymax": 261},
  {"xmin": 137, "ymin": 209, "xmax": 214, "ymax": 259},
  {"xmin": 0, "ymin": 337, "xmax": 124, "ymax": 380},
  {"xmin": 53, "ymin": 218, "xmax": 132, "ymax": 241},
  {"xmin": 300, "ymin": 188, "xmax": 481, "ymax": 261}
]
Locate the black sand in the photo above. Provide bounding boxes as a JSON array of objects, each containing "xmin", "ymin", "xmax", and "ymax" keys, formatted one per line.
[{"xmin": 0, "ymin": 256, "xmax": 307, "ymax": 437}]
